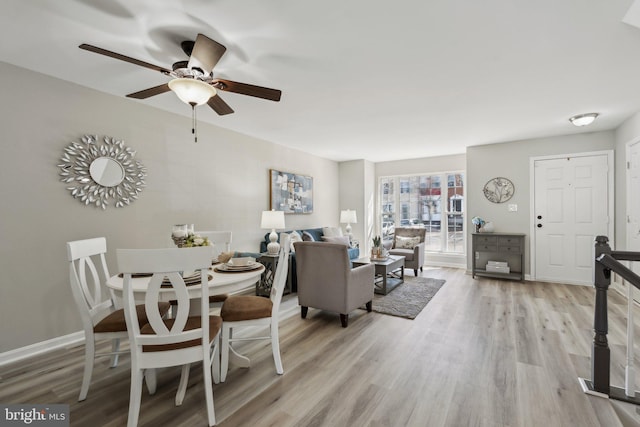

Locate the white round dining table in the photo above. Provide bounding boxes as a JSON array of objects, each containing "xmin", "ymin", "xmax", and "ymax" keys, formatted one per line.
[{"xmin": 106, "ymin": 264, "xmax": 265, "ymax": 304}]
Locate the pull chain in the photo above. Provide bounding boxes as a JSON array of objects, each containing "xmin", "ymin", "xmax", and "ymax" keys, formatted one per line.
[{"xmin": 190, "ymin": 102, "xmax": 198, "ymax": 143}]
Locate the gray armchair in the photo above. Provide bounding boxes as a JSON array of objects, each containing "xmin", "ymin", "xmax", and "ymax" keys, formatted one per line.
[
  {"xmin": 388, "ymin": 227, "xmax": 426, "ymax": 275},
  {"xmin": 294, "ymin": 241, "xmax": 374, "ymax": 328}
]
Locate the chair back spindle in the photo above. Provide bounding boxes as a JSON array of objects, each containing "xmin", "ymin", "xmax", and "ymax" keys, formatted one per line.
[{"xmin": 270, "ymin": 233, "xmax": 290, "ymax": 313}]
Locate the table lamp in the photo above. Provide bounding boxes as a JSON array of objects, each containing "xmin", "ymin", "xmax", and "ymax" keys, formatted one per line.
[
  {"xmin": 261, "ymin": 210, "xmax": 285, "ymax": 255},
  {"xmin": 340, "ymin": 209, "xmax": 357, "ymax": 236}
]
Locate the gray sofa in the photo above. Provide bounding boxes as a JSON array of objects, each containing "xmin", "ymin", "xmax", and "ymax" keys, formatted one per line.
[
  {"xmin": 260, "ymin": 227, "xmax": 359, "ymax": 291},
  {"xmin": 294, "ymin": 241, "xmax": 374, "ymax": 327}
]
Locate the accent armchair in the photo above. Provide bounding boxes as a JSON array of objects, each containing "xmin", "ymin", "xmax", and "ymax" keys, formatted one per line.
[
  {"xmin": 388, "ymin": 227, "xmax": 426, "ymax": 275},
  {"xmin": 294, "ymin": 241, "xmax": 374, "ymax": 327}
]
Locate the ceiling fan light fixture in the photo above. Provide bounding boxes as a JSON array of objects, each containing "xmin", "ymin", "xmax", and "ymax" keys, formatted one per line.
[
  {"xmin": 569, "ymin": 112, "xmax": 599, "ymax": 127},
  {"xmin": 168, "ymin": 78, "xmax": 216, "ymax": 106}
]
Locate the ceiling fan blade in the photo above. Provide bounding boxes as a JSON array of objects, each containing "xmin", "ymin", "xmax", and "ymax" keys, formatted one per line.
[
  {"xmin": 207, "ymin": 94, "xmax": 234, "ymax": 115},
  {"xmin": 212, "ymin": 79, "xmax": 281, "ymax": 102},
  {"xmin": 187, "ymin": 34, "xmax": 226, "ymax": 75},
  {"xmin": 126, "ymin": 83, "xmax": 171, "ymax": 99},
  {"xmin": 79, "ymin": 44, "xmax": 172, "ymax": 75}
]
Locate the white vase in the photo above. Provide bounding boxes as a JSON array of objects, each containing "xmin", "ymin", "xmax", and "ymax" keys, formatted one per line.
[{"xmin": 481, "ymin": 222, "xmax": 494, "ymax": 233}]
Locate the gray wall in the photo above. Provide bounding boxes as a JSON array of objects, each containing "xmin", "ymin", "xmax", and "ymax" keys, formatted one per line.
[
  {"xmin": 375, "ymin": 154, "xmax": 466, "ymax": 178},
  {"xmin": 338, "ymin": 159, "xmax": 375, "ymax": 253},
  {"xmin": 466, "ymin": 131, "xmax": 616, "ymax": 275},
  {"xmin": 0, "ymin": 61, "xmax": 340, "ymax": 352}
]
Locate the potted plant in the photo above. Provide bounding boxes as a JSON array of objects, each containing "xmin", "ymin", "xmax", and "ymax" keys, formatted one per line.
[{"xmin": 372, "ymin": 235, "xmax": 382, "ymax": 258}]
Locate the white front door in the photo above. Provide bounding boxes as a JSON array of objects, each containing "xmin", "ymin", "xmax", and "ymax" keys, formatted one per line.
[{"xmin": 532, "ymin": 152, "xmax": 612, "ymax": 285}]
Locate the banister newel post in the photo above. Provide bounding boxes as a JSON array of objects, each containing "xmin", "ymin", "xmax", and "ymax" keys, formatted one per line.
[{"xmin": 593, "ymin": 235, "xmax": 611, "ymax": 394}]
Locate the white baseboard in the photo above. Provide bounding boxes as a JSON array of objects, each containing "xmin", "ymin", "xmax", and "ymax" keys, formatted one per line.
[
  {"xmin": 0, "ymin": 331, "xmax": 84, "ymax": 367},
  {"xmin": 424, "ymin": 254, "xmax": 466, "ymax": 269}
]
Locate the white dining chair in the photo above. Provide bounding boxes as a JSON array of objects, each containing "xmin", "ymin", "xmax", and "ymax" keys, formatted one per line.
[
  {"xmin": 219, "ymin": 233, "xmax": 290, "ymax": 382},
  {"xmin": 67, "ymin": 237, "xmax": 171, "ymax": 402},
  {"xmin": 117, "ymin": 246, "xmax": 221, "ymax": 427}
]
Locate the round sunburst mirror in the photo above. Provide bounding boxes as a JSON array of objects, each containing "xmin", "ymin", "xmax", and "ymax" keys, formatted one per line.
[{"xmin": 58, "ymin": 135, "xmax": 146, "ymax": 209}]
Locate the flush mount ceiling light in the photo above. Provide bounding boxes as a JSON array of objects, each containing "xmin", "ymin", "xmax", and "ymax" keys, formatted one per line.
[{"xmin": 569, "ymin": 113, "xmax": 599, "ymax": 127}]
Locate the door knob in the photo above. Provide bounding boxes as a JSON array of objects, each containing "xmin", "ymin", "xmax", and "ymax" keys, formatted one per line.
[
  {"xmin": 537, "ymin": 224, "xmax": 542, "ymax": 228},
  {"xmin": 537, "ymin": 215, "xmax": 542, "ymax": 220}
]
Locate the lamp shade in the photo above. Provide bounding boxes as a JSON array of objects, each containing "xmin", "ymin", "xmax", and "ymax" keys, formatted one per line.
[
  {"xmin": 261, "ymin": 210, "xmax": 285, "ymax": 230},
  {"xmin": 340, "ymin": 209, "xmax": 357, "ymax": 224},
  {"xmin": 168, "ymin": 78, "xmax": 217, "ymax": 106}
]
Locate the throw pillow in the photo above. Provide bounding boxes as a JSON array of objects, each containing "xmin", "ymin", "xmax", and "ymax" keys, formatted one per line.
[
  {"xmin": 322, "ymin": 226, "xmax": 343, "ymax": 237},
  {"xmin": 302, "ymin": 231, "xmax": 315, "ymax": 241},
  {"xmin": 395, "ymin": 235, "xmax": 421, "ymax": 249},
  {"xmin": 321, "ymin": 235, "xmax": 350, "ymax": 246},
  {"xmin": 289, "ymin": 231, "xmax": 303, "ymax": 252}
]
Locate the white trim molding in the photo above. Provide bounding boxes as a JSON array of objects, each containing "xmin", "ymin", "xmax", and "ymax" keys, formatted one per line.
[{"xmin": 0, "ymin": 331, "xmax": 84, "ymax": 367}]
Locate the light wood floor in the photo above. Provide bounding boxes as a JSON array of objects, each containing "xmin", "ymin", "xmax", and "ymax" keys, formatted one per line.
[{"xmin": 2, "ymin": 267, "xmax": 640, "ymax": 426}]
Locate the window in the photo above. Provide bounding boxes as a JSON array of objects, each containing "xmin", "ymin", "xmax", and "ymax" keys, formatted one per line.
[
  {"xmin": 379, "ymin": 172, "xmax": 464, "ymax": 254},
  {"xmin": 380, "ymin": 177, "xmax": 396, "ymax": 239}
]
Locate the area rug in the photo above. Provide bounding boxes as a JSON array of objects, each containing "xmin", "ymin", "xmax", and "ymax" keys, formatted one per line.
[{"xmin": 370, "ymin": 276, "xmax": 446, "ymax": 319}]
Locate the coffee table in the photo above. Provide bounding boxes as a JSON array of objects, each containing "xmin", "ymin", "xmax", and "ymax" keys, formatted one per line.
[{"xmin": 352, "ymin": 255, "xmax": 405, "ymax": 295}]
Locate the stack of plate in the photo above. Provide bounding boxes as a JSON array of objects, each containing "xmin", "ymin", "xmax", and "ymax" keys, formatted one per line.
[
  {"xmin": 162, "ymin": 272, "xmax": 210, "ymax": 286},
  {"xmin": 214, "ymin": 256, "xmax": 260, "ymax": 272},
  {"xmin": 218, "ymin": 259, "xmax": 258, "ymax": 271}
]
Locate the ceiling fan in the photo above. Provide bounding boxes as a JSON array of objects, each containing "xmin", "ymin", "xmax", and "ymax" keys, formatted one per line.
[{"xmin": 79, "ymin": 33, "xmax": 282, "ymax": 116}]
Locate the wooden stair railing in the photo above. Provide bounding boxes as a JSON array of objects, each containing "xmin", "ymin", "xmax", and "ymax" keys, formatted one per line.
[{"xmin": 579, "ymin": 235, "xmax": 640, "ymax": 404}]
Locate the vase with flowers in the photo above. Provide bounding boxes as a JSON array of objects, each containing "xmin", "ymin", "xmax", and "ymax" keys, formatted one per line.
[{"xmin": 471, "ymin": 216, "xmax": 485, "ymax": 233}]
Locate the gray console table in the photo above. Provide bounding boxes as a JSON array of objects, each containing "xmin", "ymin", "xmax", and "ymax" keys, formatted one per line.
[{"xmin": 471, "ymin": 233, "xmax": 525, "ymax": 281}]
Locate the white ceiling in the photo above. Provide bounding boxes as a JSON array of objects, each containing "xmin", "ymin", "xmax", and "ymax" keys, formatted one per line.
[{"xmin": 2, "ymin": 0, "xmax": 640, "ymax": 162}]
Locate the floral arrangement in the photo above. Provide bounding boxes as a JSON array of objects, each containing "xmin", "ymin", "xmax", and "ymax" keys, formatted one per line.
[
  {"xmin": 372, "ymin": 235, "xmax": 382, "ymax": 248},
  {"xmin": 183, "ymin": 234, "xmax": 211, "ymax": 247},
  {"xmin": 471, "ymin": 216, "xmax": 485, "ymax": 232},
  {"xmin": 471, "ymin": 216, "xmax": 485, "ymax": 227}
]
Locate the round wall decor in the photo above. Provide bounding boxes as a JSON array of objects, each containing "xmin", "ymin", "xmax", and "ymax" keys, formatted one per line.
[
  {"xmin": 58, "ymin": 135, "xmax": 146, "ymax": 209},
  {"xmin": 483, "ymin": 177, "xmax": 514, "ymax": 203}
]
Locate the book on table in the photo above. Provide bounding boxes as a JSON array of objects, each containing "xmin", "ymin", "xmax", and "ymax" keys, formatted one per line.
[{"xmin": 486, "ymin": 260, "xmax": 510, "ymax": 273}]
